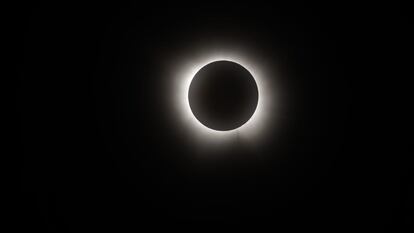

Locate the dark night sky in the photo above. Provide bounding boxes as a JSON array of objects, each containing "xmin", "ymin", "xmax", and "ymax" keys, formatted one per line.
[{"xmin": 16, "ymin": 2, "xmax": 410, "ymax": 231}]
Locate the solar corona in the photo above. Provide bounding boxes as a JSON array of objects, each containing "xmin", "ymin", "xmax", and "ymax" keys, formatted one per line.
[{"xmin": 171, "ymin": 50, "xmax": 277, "ymax": 144}]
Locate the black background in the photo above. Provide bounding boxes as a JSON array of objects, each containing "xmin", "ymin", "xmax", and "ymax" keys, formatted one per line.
[{"xmin": 17, "ymin": 2, "xmax": 410, "ymax": 231}]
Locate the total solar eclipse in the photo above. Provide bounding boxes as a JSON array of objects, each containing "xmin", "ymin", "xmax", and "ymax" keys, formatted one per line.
[
  {"xmin": 188, "ymin": 60, "xmax": 259, "ymax": 131},
  {"xmin": 172, "ymin": 50, "xmax": 275, "ymax": 144}
]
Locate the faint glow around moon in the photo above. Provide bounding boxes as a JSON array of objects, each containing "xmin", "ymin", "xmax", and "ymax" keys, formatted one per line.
[{"xmin": 172, "ymin": 49, "xmax": 277, "ymax": 145}]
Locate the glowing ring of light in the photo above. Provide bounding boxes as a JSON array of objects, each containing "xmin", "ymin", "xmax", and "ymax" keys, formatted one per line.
[{"xmin": 173, "ymin": 51, "xmax": 275, "ymax": 144}]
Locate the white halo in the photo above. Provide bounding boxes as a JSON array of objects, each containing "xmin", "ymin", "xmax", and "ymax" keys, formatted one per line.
[{"xmin": 171, "ymin": 50, "xmax": 277, "ymax": 146}]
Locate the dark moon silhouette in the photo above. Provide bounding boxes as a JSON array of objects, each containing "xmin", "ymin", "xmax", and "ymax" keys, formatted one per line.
[{"xmin": 188, "ymin": 60, "xmax": 259, "ymax": 131}]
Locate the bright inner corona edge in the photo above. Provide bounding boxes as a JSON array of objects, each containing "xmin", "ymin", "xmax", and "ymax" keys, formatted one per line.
[{"xmin": 174, "ymin": 52, "xmax": 274, "ymax": 142}]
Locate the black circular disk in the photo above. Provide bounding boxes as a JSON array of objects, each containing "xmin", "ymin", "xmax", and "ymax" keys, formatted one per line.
[{"xmin": 188, "ymin": 60, "xmax": 259, "ymax": 131}]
